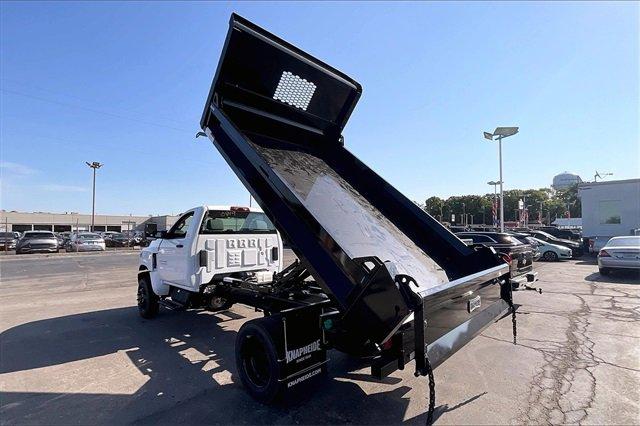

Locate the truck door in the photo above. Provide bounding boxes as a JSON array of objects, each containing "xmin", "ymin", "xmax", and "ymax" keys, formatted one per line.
[{"xmin": 157, "ymin": 211, "xmax": 195, "ymax": 289}]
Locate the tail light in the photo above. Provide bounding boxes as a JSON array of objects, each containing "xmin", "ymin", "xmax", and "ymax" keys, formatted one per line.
[
  {"xmin": 598, "ymin": 250, "xmax": 610, "ymax": 257},
  {"xmin": 381, "ymin": 338, "xmax": 393, "ymax": 351},
  {"xmin": 230, "ymin": 206, "xmax": 250, "ymax": 212},
  {"xmin": 588, "ymin": 239, "xmax": 595, "ymax": 250},
  {"xmin": 501, "ymin": 253, "xmax": 512, "ymax": 264}
]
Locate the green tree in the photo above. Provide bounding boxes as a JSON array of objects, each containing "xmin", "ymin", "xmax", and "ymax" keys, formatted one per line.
[
  {"xmin": 423, "ymin": 196, "xmax": 445, "ymax": 220},
  {"xmin": 423, "ymin": 185, "xmax": 580, "ymax": 227},
  {"xmin": 555, "ymin": 184, "xmax": 581, "ymax": 218}
]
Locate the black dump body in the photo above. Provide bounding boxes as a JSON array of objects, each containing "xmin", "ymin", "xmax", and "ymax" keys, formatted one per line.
[{"xmin": 201, "ymin": 14, "xmax": 511, "ymax": 369}]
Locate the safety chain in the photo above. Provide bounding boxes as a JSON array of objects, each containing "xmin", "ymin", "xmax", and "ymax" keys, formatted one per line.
[
  {"xmin": 510, "ymin": 299, "xmax": 517, "ymax": 345},
  {"xmin": 425, "ymin": 354, "xmax": 436, "ymax": 425}
]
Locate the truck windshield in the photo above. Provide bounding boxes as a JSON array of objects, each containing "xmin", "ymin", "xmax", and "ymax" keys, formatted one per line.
[{"xmin": 200, "ymin": 210, "xmax": 277, "ymax": 234}]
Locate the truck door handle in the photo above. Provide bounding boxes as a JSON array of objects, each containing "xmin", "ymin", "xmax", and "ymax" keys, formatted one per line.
[{"xmin": 176, "ymin": 244, "xmax": 184, "ymax": 248}]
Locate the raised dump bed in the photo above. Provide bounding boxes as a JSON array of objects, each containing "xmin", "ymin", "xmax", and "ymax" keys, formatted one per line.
[{"xmin": 199, "ymin": 13, "xmax": 515, "ymax": 418}]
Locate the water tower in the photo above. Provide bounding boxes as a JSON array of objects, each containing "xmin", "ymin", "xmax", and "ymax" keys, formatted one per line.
[{"xmin": 552, "ymin": 172, "xmax": 582, "ymax": 190}]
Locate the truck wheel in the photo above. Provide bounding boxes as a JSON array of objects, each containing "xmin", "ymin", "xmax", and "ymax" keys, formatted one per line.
[
  {"xmin": 138, "ymin": 274, "xmax": 159, "ymax": 319},
  {"xmin": 543, "ymin": 251, "xmax": 558, "ymax": 262},
  {"xmin": 235, "ymin": 317, "xmax": 283, "ymax": 403},
  {"xmin": 599, "ymin": 268, "xmax": 610, "ymax": 276}
]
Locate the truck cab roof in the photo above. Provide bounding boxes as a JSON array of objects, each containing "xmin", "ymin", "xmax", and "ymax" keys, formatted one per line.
[{"xmin": 203, "ymin": 205, "xmax": 264, "ymax": 213}]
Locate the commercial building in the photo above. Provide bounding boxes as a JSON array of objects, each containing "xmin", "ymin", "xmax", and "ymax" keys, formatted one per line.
[
  {"xmin": 578, "ymin": 178, "xmax": 640, "ymax": 251},
  {"xmin": 0, "ymin": 211, "xmax": 179, "ymax": 234}
]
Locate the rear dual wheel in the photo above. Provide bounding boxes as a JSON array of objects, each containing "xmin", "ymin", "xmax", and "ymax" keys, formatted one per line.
[{"xmin": 235, "ymin": 317, "xmax": 283, "ymax": 403}]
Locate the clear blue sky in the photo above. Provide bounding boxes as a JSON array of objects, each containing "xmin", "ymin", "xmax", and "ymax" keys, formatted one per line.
[{"xmin": 1, "ymin": 1, "xmax": 638, "ymax": 215}]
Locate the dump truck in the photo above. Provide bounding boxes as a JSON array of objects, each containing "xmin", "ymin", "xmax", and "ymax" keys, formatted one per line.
[{"xmin": 143, "ymin": 14, "xmax": 519, "ymax": 422}]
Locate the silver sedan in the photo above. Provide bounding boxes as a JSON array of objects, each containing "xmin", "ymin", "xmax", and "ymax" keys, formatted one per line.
[
  {"xmin": 598, "ymin": 236, "xmax": 640, "ymax": 275},
  {"xmin": 66, "ymin": 233, "xmax": 106, "ymax": 252}
]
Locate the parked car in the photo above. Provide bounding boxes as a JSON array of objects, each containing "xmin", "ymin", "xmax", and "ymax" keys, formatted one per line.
[
  {"xmin": 508, "ymin": 232, "xmax": 542, "ymax": 260},
  {"xmin": 598, "ymin": 236, "xmax": 640, "ymax": 275},
  {"xmin": 0, "ymin": 232, "xmax": 20, "ymax": 251},
  {"xmin": 525, "ymin": 230, "xmax": 584, "ymax": 257},
  {"xmin": 99, "ymin": 231, "xmax": 120, "ymax": 239},
  {"xmin": 538, "ymin": 227, "xmax": 582, "ymax": 241},
  {"xmin": 456, "ymin": 231, "xmax": 537, "ymax": 288},
  {"xmin": 16, "ymin": 231, "xmax": 59, "ymax": 254},
  {"xmin": 120, "ymin": 230, "xmax": 143, "ymax": 245},
  {"xmin": 58, "ymin": 232, "xmax": 73, "ymax": 249},
  {"xmin": 448, "ymin": 226, "xmax": 471, "ymax": 233},
  {"xmin": 66, "ymin": 233, "xmax": 106, "ymax": 252},
  {"xmin": 53, "ymin": 233, "xmax": 65, "ymax": 248},
  {"xmin": 528, "ymin": 237, "xmax": 572, "ymax": 261},
  {"xmin": 106, "ymin": 233, "xmax": 136, "ymax": 247}
]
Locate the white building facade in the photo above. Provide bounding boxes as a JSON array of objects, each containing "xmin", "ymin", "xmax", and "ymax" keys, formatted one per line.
[{"xmin": 579, "ymin": 178, "xmax": 640, "ymax": 251}]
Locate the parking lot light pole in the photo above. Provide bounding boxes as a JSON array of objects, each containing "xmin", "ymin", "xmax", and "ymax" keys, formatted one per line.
[
  {"xmin": 85, "ymin": 162, "xmax": 103, "ymax": 232},
  {"xmin": 487, "ymin": 180, "xmax": 501, "ymax": 227},
  {"xmin": 462, "ymin": 203, "xmax": 466, "ymax": 226},
  {"xmin": 484, "ymin": 127, "xmax": 519, "ymax": 232}
]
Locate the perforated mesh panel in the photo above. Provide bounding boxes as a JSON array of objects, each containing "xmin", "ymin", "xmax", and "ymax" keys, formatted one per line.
[{"xmin": 273, "ymin": 71, "xmax": 316, "ymax": 111}]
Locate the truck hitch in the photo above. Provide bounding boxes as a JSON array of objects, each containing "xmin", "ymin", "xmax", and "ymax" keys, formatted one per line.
[{"xmin": 522, "ymin": 284, "xmax": 543, "ymax": 294}]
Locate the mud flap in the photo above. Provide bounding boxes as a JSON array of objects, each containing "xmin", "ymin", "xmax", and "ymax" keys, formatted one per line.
[{"xmin": 277, "ymin": 306, "xmax": 328, "ymax": 391}]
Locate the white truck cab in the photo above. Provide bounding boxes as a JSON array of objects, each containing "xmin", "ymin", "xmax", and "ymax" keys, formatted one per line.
[{"xmin": 138, "ymin": 205, "xmax": 283, "ymax": 317}]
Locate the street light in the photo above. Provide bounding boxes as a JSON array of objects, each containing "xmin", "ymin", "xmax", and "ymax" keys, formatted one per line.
[
  {"xmin": 462, "ymin": 202, "xmax": 466, "ymax": 227},
  {"xmin": 484, "ymin": 127, "xmax": 519, "ymax": 232},
  {"xmin": 85, "ymin": 161, "xmax": 103, "ymax": 232}
]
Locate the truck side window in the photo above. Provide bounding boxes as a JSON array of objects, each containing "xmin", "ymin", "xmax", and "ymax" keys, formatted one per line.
[{"xmin": 167, "ymin": 212, "xmax": 194, "ymax": 239}]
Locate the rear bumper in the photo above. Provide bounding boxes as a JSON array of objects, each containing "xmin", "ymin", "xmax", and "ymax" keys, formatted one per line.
[
  {"xmin": 71, "ymin": 245, "xmax": 105, "ymax": 252},
  {"xmin": 427, "ymin": 298, "xmax": 510, "ymax": 368},
  {"xmin": 372, "ymin": 298, "xmax": 510, "ymax": 378},
  {"xmin": 372, "ymin": 263, "xmax": 511, "ymax": 378},
  {"xmin": 17, "ymin": 247, "xmax": 58, "ymax": 253},
  {"xmin": 598, "ymin": 258, "xmax": 640, "ymax": 270}
]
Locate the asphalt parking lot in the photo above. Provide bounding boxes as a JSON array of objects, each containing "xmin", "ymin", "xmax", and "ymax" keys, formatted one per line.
[{"xmin": 1, "ymin": 252, "xmax": 638, "ymax": 424}]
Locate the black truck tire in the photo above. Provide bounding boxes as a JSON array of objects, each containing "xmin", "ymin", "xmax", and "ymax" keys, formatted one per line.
[
  {"xmin": 599, "ymin": 267, "xmax": 610, "ymax": 276},
  {"xmin": 235, "ymin": 316, "xmax": 284, "ymax": 403},
  {"xmin": 138, "ymin": 274, "xmax": 159, "ymax": 319}
]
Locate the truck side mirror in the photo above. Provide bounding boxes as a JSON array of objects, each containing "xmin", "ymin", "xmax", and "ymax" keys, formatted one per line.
[{"xmin": 156, "ymin": 231, "xmax": 167, "ymax": 239}]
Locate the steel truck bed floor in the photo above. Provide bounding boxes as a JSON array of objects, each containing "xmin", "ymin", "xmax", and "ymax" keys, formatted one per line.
[{"xmin": 247, "ymin": 133, "xmax": 448, "ymax": 292}]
